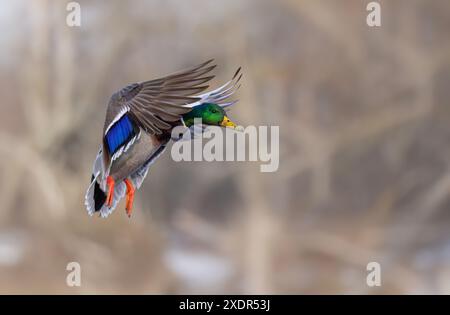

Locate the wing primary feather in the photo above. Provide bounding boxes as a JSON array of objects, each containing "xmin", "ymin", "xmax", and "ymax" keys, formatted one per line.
[
  {"xmin": 168, "ymin": 75, "xmax": 215, "ymax": 87},
  {"xmin": 111, "ymin": 60, "xmax": 218, "ymax": 136},
  {"xmin": 219, "ymin": 99, "xmax": 239, "ymax": 108},
  {"xmin": 143, "ymin": 59, "xmax": 215, "ymax": 84},
  {"xmin": 232, "ymin": 67, "xmax": 242, "ymax": 80}
]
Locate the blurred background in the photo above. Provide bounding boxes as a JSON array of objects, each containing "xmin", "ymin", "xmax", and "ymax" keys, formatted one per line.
[{"xmin": 1, "ymin": 0, "xmax": 450, "ymax": 294}]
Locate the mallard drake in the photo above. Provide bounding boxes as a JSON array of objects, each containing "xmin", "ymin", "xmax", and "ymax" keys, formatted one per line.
[{"xmin": 85, "ymin": 60, "xmax": 242, "ymax": 218}]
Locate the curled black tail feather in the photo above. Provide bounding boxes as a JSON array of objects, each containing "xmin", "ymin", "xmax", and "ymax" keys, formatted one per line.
[
  {"xmin": 94, "ymin": 181, "xmax": 106, "ymax": 211},
  {"xmin": 90, "ymin": 175, "xmax": 106, "ymax": 212}
]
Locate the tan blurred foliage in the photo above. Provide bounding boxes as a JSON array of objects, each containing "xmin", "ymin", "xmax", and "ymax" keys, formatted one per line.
[{"xmin": 1, "ymin": 0, "xmax": 450, "ymax": 294}]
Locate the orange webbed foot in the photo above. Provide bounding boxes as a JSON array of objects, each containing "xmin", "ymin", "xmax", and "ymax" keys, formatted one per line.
[
  {"xmin": 106, "ymin": 176, "xmax": 115, "ymax": 208},
  {"xmin": 124, "ymin": 178, "xmax": 135, "ymax": 218}
]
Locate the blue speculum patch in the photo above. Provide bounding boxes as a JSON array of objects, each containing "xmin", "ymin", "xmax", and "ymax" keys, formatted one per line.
[{"xmin": 105, "ymin": 114, "xmax": 135, "ymax": 154}]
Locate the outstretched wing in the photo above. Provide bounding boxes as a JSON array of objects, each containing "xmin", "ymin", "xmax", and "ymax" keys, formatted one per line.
[
  {"xmin": 187, "ymin": 66, "xmax": 242, "ymax": 109},
  {"xmin": 104, "ymin": 59, "xmax": 216, "ymax": 137}
]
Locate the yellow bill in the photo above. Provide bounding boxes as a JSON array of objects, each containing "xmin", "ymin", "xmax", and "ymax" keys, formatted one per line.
[{"xmin": 220, "ymin": 116, "xmax": 237, "ymax": 129}]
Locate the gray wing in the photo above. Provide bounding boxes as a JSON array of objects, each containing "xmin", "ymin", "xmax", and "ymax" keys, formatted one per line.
[
  {"xmin": 186, "ymin": 66, "xmax": 242, "ymax": 109},
  {"xmin": 106, "ymin": 59, "xmax": 216, "ymax": 135}
]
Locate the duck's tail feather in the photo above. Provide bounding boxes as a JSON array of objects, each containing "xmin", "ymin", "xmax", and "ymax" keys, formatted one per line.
[
  {"xmin": 84, "ymin": 142, "xmax": 169, "ymax": 218},
  {"xmin": 84, "ymin": 173, "xmax": 127, "ymax": 218},
  {"xmin": 97, "ymin": 180, "xmax": 127, "ymax": 218},
  {"xmin": 85, "ymin": 147, "xmax": 126, "ymax": 218},
  {"xmin": 85, "ymin": 173, "xmax": 103, "ymax": 216}
]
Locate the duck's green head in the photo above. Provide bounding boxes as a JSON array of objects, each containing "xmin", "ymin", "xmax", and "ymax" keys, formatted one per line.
[{"xmin": 182, "ymin": 103, "xmax": 237, "ymax": 129}]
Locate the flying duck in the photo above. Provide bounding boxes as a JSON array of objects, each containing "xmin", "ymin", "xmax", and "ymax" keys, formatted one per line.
[{"xmin": 85, "ymin": 60, "xmax": 241, "ymax": 218}]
